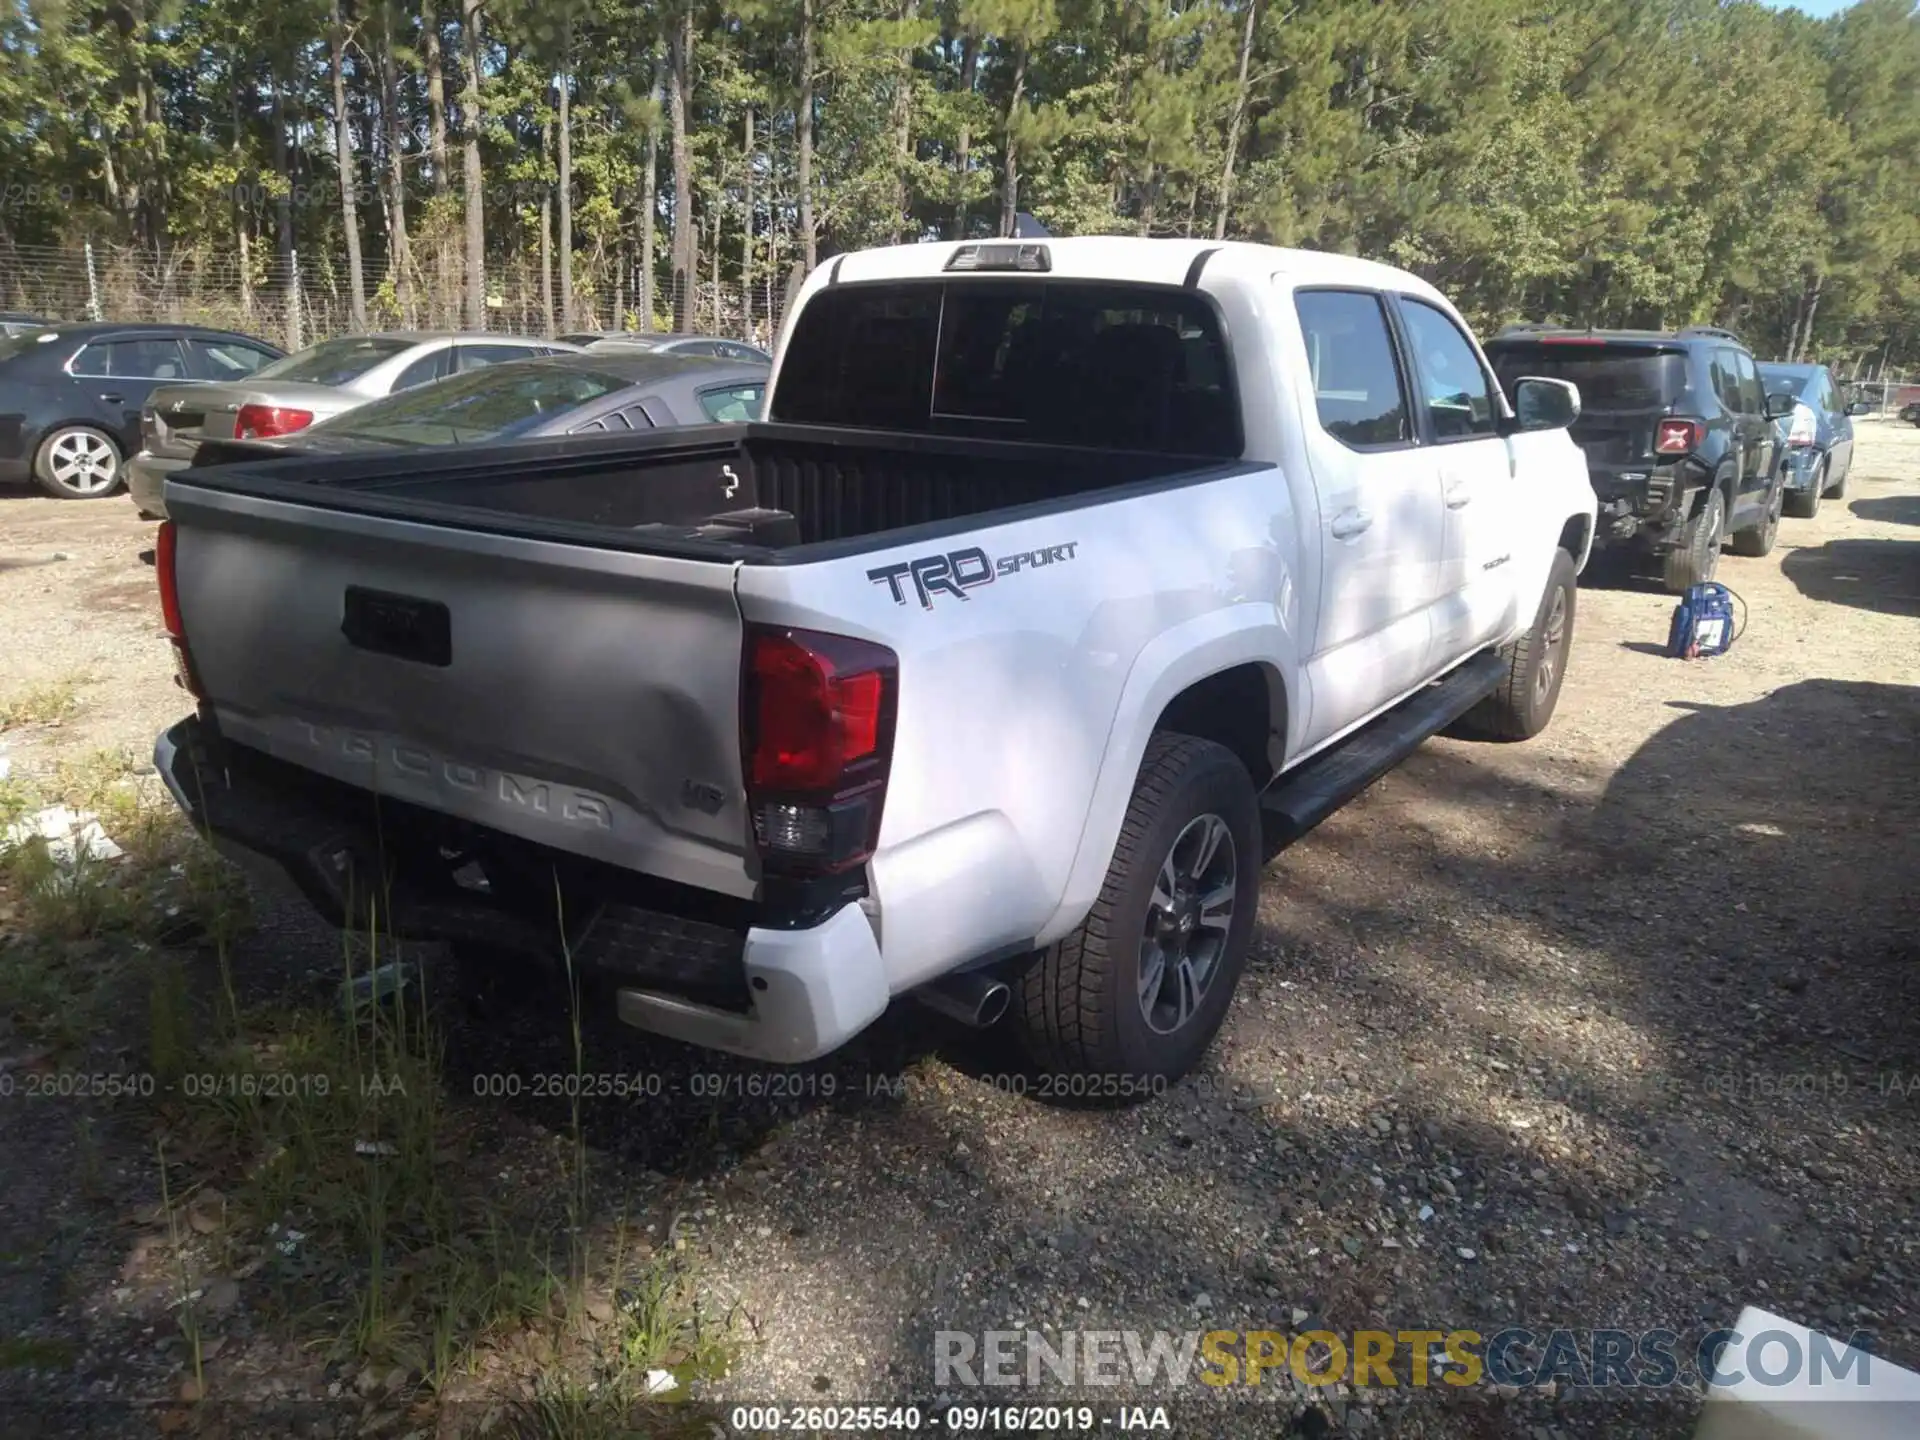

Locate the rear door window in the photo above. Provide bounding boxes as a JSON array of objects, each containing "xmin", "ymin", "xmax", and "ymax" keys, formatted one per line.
[
  {"xmin": 1711, "ymin": 349, "xmax": 1744, "ymax": 413},
  {"xmin": 455, "ymin": 342, "xmax": 542, "ymax": 371},
  {"xmin": 390, "ymin": 350, "xmax": 450, "ymax": 392},
  {"xmin": 1292, "ymin": 290, "xmax": 1410, "ymax": 448},
  {"xmin": 73, "ymin": 338, "xmax": 189, "ymax": 379},
  {"xmin": 772, "ymin": 280, "xmax": 1239, "ymax": 456},
  {"xmin": 1733, "ymin": 351, "xmax": 1764, "ymax": 415}
]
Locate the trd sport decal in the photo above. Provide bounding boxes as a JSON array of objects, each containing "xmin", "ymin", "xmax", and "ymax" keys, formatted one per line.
[{"xmin": 867, "ymin": 542, "xmax": 1080, "ymax": 610}]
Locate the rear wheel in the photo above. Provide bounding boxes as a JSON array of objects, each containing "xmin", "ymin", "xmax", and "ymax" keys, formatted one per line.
[
  {"xmin": 32, "ymin": 426, "xmax": 124, "ymax": 499},
  {"xmin": 1452, "ymin": 547, "xmax": 1576, "ymax": 742},
  {"xmin": 1662, "ymin": 486, "xmax": 1725, "ymax": 594},
  {"xmin": 1014, "ymin": 734, "xmax": 1259, "ymax": 1087},
  {"xmin": 1784, "ymin": 458, "xmax": 1824, "ymax": 519},
  {"xmin": 1731, "ymin": 474, "xmax": 1785, "ymax": 556}
]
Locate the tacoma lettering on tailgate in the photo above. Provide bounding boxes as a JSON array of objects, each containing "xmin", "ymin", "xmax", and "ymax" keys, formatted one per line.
[{"xmin": 292, "ymin": 721, "xmax": 614, "ymax": 830}]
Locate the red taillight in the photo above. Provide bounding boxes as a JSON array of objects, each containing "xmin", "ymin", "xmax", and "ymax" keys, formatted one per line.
[
  {"xmin": 234, "ymin": 403, "xmax": 314, "ymax": 440},
  {"xmin": 1654, "ymin": 418, "xmax": 1704, "ymax": 455},
  {"xmin": 155, "ymin": 521, "xmax": 204, "ymax": 698},
  {"xmin": 743, "ymin": 627, "xmax": 897, "ymax": 874}
]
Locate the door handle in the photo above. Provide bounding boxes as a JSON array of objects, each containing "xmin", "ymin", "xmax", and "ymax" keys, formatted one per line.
[
  {"xmin": 99, "ymin": 393, "xmax": 124, "ymax": 404},
  {"xmin": 1330, "ymin": 508, "xmax": 1373, "ymax": 540},
  {"xmin": 1443, "ymin": 481, "xmax": 1474, "ymax": 509}
]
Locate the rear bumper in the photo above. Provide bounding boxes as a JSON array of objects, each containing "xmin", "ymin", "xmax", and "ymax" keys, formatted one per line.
[
  {"xmin": 154, "ymin": 717, "xmax": 890, "ymax": 1063},
  {"xmin": 1780, "ymin": 446, "xmax": 1822, "ymax": 491},
  {"xmin": 127, "ymin": 453, "xmax": 187, "ymax": 517},
  {"xmin": 1590, "ymin": 462, "xmax": 1702, "ymax": 550}
]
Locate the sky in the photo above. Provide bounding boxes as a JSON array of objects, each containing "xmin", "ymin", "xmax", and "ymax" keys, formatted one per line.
[{"xmin": 1758, "ymin": 0, "xmax": 1858, "ymax": 15}]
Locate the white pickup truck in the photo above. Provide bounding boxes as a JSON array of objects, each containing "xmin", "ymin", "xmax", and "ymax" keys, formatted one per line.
[{"xmin": 153, "ymin": 237, "xmax": 1596, "ymax": 1084}]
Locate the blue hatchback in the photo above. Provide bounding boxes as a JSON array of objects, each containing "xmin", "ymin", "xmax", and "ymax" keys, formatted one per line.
[{"xmin": 1759, "ymin": 362, "xmax": 1870, "ymax": 519}]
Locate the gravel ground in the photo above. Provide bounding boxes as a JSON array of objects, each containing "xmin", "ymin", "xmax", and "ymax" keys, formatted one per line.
[{"xmin": 2, "ymin": 424, "xmax": 1917, "ymax": 1438}]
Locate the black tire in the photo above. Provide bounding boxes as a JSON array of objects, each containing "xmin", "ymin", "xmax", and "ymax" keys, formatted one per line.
[
  {"xmin": 1822, "ymin": 453, "xmax": 1847, "ymax": 500},
  {"xmin": 1452, "ymin": 547, "xmax": 1577, "ymax": 743},
  {"xmin": 31, "ymin": 425, "xmax": 124, "ymax": 499},
  {"xmin": 1662, "ymin": 485, "xmax": 1725, "ymax": 594},
  {"xmin": 1730, "ymin": 474, "xmax": 1785, "ymax": 557},
  {"xmin": 1014, "ymin": 734, "xmax": 1259, "ymax": 1086},
  {"xmin": 1784, "ymin": 459, "xmax": 1823, "ymax": 520}
]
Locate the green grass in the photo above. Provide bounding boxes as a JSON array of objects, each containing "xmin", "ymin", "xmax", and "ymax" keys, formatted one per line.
[
  {"xmin": 2, "ymin": 743, "xmax": 735, "ymax": 1416},
  {"xmin": 0, "ymin": 750, "xmax": 253, "ymax": 1049},
  {"xmin": 0, "ymin": 677, "xmax": 81, "ymax": 731},
  {"xmin": 0, "ymin": 1336, "xmax": 76, "ymax": 1371}
]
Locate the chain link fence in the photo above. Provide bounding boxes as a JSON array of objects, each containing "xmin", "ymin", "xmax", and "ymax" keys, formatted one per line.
[
  {"xmin": 1844, "ymin": 373, "xmax": 1920, "ymax": 420},
  {"xmin": 0, "ymin": 239, "xmax": 778, "ymax": 353}
]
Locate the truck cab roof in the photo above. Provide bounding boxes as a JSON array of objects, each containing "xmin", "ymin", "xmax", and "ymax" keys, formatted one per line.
[{"xmin": 804, "ymin": 235, "xmax": 1457, "ymax": 309}]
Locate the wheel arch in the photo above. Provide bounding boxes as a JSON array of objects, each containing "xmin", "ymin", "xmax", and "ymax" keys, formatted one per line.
[{"xmin": 1038, "ymin": 611, "xmax": 1294, "ymax": 947}]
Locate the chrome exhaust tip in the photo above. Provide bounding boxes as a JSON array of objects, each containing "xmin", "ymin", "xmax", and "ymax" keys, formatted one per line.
[{"xmin": 914, "ymin": 969, "xmax": 1011, "ymax": 1028}]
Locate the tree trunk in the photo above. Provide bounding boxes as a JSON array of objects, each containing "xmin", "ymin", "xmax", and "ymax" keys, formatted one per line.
[
  {"xmin": 999, "ymin": 42, "xmax": 1027, "ymax": 238},
  {"xmin": 798, "ymin": 0, "xmax": 817, "ymax": 269},
  {"xmin": 709, "ymin": 203, "xmax": 721, "ymax": 333},
  {"xmin": 742, "ymin": 106, "xmax": 755, "ymax": 336},
  {"xmin": 951, "ymin": 35, "xmax": 977, "ymax": 239},
  {"xmin": 380, "ymin": 1, "xmax": 414, "ymax": 323},
  {"xmin": 421, "ymin": 0, "xmax": 452, "ymax": 323},
  {"xmin": 423, "ymin": 0, "xmax": 450, "ymax": 190},
  {"xmin": 669, "ymin": 2, "xmax": 694, "ymax": 330},
  {"xmin": 613, "ymin": 238, "xmax": 625, "ymax": 328},
  {"xmin": 271, "ymin": 73, "xmax": 294, "ymax": 275},
  {"xmin": 1213, "ymin": 0, "xmax": 1256, "ymax": 240},
  {"xmin": 1795, "ymin": 275, "xmax": 1824, "ymax": 363},
  {"xmin": 641, "ymin": 63, "xmax": 661, "ymax": 330},
  {"xmin": 460, "ymin": 0, "xmax": 486, "ymax": 330},
  {"xmin": 539, "ymin": 116, "xmax": 555, "ymax": 336},
  {"xmin": 889, "ymin": 1, "xmax": 915, "ymax": 243},
  {"xmin": 230, "ymin": 82, "xmax": 255, "ymax": 322},
  {"xmin": 330, "ymin": 0, "xmax": 368, "ymax": 328},
  {"xmin": 557, "ymin": 14, "xmax": 574, "ymax": 333}
]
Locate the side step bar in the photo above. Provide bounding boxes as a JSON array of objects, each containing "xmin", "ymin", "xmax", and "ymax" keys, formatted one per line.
[{"xmin": 1260, "ymin": 650, "xmax": 1507, "ymax": 851}]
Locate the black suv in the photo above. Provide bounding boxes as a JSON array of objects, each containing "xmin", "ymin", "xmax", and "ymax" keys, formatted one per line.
[{"xmin": 1484, "ymin": 325, "xmax": 1795, "ymax": 592}]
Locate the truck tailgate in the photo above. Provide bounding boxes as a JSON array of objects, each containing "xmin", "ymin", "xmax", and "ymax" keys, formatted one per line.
[{"xmin": 166, "ymin": 481, "xmax": 757, "ymax": 899}]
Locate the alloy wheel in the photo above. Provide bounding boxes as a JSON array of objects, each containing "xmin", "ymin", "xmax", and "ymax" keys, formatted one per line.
[
  {"xmin": 1138, "ymin": 813, "xmax": 1237, "ymax": 1035},
  {"xmin": 46, "ymin": 430, "xmax": 120, "ymax": 495}
]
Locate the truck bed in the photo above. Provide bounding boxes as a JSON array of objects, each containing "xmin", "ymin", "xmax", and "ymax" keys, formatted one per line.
[{"xmin": 181, "ymin": 421, "xmax": 1242, "ymax": 557}]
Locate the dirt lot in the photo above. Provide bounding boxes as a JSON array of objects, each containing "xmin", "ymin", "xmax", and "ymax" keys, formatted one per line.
[{"xmin": 2, "ymin": 424, "xmax": 1917, "ymax": 1438}]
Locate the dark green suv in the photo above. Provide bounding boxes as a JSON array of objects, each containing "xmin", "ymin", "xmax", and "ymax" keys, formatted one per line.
[{"xmin": 1486, "ymin": 325, "xmax": 1795, "ymax": 592}]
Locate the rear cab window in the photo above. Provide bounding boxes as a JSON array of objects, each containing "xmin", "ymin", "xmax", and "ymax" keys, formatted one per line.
[{"xmin": 772, "ymin": 280, "xmax": 1241, "ymax": 456}]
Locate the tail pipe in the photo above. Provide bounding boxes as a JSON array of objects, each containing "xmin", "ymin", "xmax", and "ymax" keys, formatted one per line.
[{"xmin": 914, "ymin": 969, "xmax": 1011, "ymax": 1028}]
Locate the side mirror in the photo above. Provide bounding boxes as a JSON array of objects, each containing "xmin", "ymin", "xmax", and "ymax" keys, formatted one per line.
[
  {"xmin": 1764, "ymin": 391, "xmax": 1798, "ymax": 421},
  {"xmin": 1846, "ymin": 398, "xmax": 1873, "ymax": 416},
  {"xmin": 1510, "ymin": 376, "xmax": 1580, "ymax": 432}
]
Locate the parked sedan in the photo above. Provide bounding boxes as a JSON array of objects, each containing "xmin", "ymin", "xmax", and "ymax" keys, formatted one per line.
[
  {"xmin": 1759, "ymin": 361, "xmax": 1872, "ymax": 519},
  {"xmin": 570, "ymin": 331, "xmax": 772, "ymax": 363},
  {"xmin": 129, "ymin": 331, "xmax": 579, "ymax": 517},
  {"xmin": 186, "ymin": 351, "xmax": 767, "ymax": 465},
  {"xmin": 0, "ymin": 322, "xmax": 283, "ymax": 498}
]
